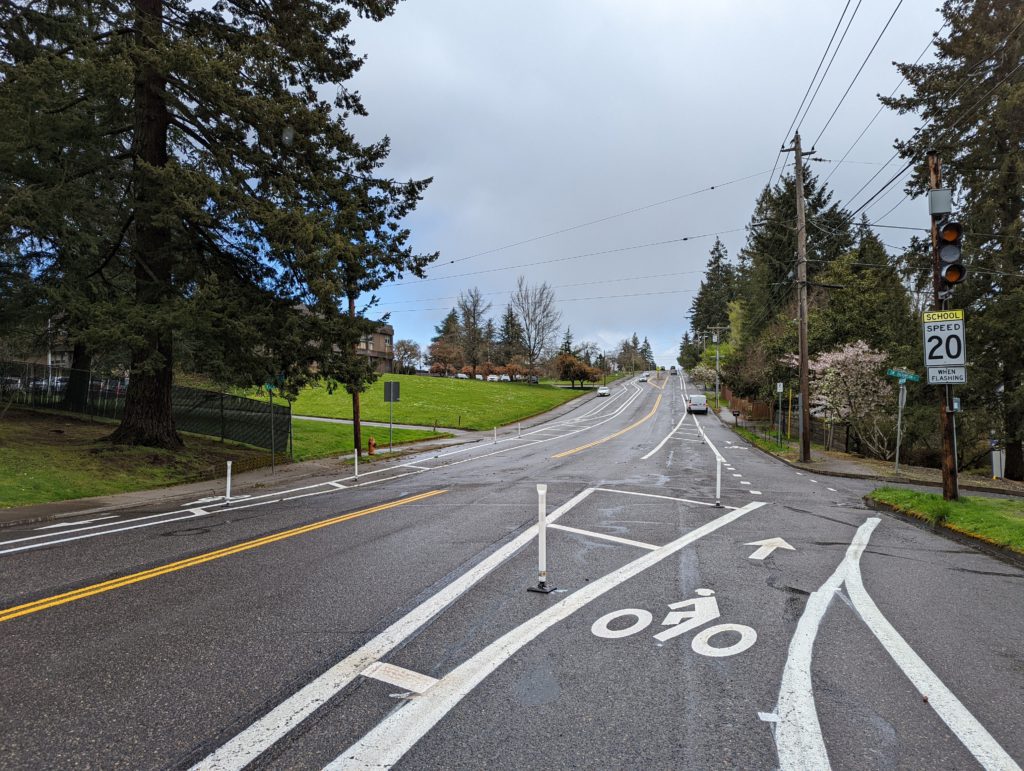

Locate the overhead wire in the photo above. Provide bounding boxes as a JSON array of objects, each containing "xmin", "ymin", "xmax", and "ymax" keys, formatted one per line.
[
  {"xmin": 766, "ymin": 0, "xmax": 856, "ymax": 190},
  {"xmin": 433, "ymin": 169, "xmax": 773, "ymax": 270},
  {"xmin": 392, "ymin": 227, "xmax": 746, "ymax": 287},
  {"xmin": 810, "ymin": 0, "xmax": 905, "ymax": 149}
]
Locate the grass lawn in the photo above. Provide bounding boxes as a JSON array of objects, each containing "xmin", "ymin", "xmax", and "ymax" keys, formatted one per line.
[
  {"xmin": 243, "ymin": 374, "xmax": 586, "ymax": 431},
  {"xmin": 290, "ymin": 419, "xmax": 448, "ymax": 461},
  {"xmin": 869, "ymin": 487, "xmax": 1024, "ymax": 554},
  {"xmin": 0, "ymin": 409, "xmax": 268, "ymax": 508},
  {"xmin": 0, "ymin": 409, "xmax": 450, "ymax": 508}
]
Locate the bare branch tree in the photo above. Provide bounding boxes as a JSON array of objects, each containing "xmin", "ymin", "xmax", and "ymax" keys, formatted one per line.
[{"xmin": 510, "ymin": 276, "xmax": 560, "ymax": 379}]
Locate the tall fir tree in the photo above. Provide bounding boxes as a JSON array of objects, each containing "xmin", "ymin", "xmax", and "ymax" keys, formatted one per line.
[
  {"xmin": 882, "ymin": 0, "xmax": 1024, "ymax": 478},
  {"xmin": 688, "ymin": 237, "xmax": 736, "ymax": 334},
  {"xmin": 0, "ymin": 1, "xmax": 433, "ymax": 448}
]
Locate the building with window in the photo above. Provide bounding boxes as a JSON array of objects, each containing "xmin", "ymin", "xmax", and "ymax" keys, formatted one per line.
[{"xmin": 357, "ymin": 324, "xmax": 395, "ymax": 373}]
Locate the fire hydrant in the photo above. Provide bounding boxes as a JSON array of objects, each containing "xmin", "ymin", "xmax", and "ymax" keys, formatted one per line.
[{"xmin": 368, "ymin": 436, "xmax": 377, "ymax": 455}]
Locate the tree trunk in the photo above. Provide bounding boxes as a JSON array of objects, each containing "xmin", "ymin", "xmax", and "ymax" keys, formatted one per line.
[
  {"xmin": 110, "ymin": 0, "xmax": 181, "ymax": 449},
  {"xmin": 349, "ymin": 295, "xmax": 362, "ymax": 458},
  {"xmin": 63, "ymin": 342, "xmax": 91, "ymax": 413}
]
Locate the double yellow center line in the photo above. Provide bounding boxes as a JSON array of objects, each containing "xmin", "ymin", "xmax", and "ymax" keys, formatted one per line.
[
  {"xmin": 552, "ymin": 394, "xmax": 663, "ymax": 458},
  {"xmin": 0, "ymin": 489, "xmax": 446, "ymax": 624}
]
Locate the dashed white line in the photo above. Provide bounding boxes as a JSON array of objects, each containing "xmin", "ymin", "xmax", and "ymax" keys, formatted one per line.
[{"xmin": 35, "ymin": 515, "xmax": 119, "ymax": 530}]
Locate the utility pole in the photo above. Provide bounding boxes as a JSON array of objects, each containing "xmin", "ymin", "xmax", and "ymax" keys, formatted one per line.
[
  {"xmin": 709, "ymin": 325, "xmax": 729, "ymax": 410},
  {"xmin": 928, "ymin": 151, "xmax": 959, "ymax": 500},
  {"xmin": 783, "ymin": 132, "xmax": 812, "ymax": 463}
]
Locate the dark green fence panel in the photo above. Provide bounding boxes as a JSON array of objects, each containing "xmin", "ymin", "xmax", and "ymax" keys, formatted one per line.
[{"xmin": 0, "ymin": 361, "xmax": 287, "ymax": 452}]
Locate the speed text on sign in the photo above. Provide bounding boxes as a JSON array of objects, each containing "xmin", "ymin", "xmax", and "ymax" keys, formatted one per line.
[{"xmin": 922, "ymin": 309, "xmax": 966, "ymax": 368}]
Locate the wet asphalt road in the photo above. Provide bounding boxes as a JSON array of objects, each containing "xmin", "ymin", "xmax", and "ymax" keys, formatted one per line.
[{"xmin": 1, "ymin": 372, "xmax": 1021, "ymax": 770}]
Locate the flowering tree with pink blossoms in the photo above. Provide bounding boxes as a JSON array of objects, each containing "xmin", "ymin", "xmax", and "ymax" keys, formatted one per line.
[{"xmin": 809, "ymin": 341, "xmax": 897, "ymax": 459}]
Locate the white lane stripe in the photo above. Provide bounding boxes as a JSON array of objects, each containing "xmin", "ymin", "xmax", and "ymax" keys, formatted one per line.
[
  {"xmin": 7, "ymin": 383, "xmax": 645, "ymax": 560},
  {"xmin": 34, "ymin": 515, "xmax": 119, "ymax": 530},
  {"xmin": 641, "ymin": 413, "xmax": 687, "ymax": 460},
  {"xmin": 361, "ymin": 662, "xmax": 438, "ymax": 695},
  {"xmin": 774, "ymin": 518, "xmax": 879, "ymax": 770},
  {"xmin": 827, "ymin": 488, "xmax": 837, "ymax": 492},
  {"xmin": 327, "ymin": 501, "xmax": 767, "ymax": 770},
  {"xmin": 548, "ymin": 523, "xmax": 658, "ymax": 551},
  {"xmin": 191, "ymin": 487, "xmax": 597, "ymax": 771},
  {"xmin": 0, "ymin": 511, "xmax": 210, "ymax": 556},
  {"xmin": 844, "ymin": 550, "xmax": 1021, "ymax": 770},
  {"xmin": 593, "ymin": 487, "xmax": 734, "ymax": 509},
  {"xmin": 0, "ymin": 508, "xmax": 200, "ymax": 547},
  {"xmin": 750, "ymin": 491, "xmax": 762, "ymax": 495}
]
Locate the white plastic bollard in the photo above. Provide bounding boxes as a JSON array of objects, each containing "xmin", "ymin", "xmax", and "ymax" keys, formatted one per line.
[
  {"xmin": 225, "ymin": 460, "xmax": 233, "ymax": 502},
  {"xmin": 528, "ymin": 483, "xmax": 555, "ymax": 593},
  {"xmin": 518, "ymin": 422, "xmax": 521, "ymax": 438},
  {"xmin": 494, "ymin": 426, "xmax": 497, "ymax": 444},
  {"xmin": 354, "ymin": 448, "xmax": 359, "ymax": 480},
  {"xmin": 715, "ymin": 456, "xmax": 722, "ymax": 508}
]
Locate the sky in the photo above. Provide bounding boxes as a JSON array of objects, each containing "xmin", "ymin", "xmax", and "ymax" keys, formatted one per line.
[{"xmin": 345, "ymin": 0, "xmax": 945, "ymax": 366}]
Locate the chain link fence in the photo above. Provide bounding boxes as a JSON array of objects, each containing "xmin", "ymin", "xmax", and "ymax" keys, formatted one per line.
[{"xmin": 0, "ymin": 360, "xmax": 289, "ymax": 453}]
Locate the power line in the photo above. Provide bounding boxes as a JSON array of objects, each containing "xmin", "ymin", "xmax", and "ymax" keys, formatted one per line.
[
  {"xmin": 433, "ymin": 170, "xmax": 773, "ymax": 271},
  {"xmin": 768, "ymin": 0, "xmax": 857, "ymax": 190},
  {"xmin": 811, "ymin": 0, "xmax": 905, "ymax": 148},
  {"xmin": 383, "ymin": 267, "xmax": 709, "ymax": 306},
  {"xmin": 392, "ymin": 227, "xmax": 746, "ymax": 287},
  {"xmin": 820, "ymin": 25, "xmax": 942, "ymax": 187},
  {"xmin": 840, "ymin": 16, "xmax": 1024, "ymax": 213},
  {"xmin": 387, "ymin": 287, "xmax": 700, "ymax": 315}
]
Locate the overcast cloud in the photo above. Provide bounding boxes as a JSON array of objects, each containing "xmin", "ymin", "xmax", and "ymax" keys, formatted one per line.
[{"xmin": 345, "ymin": 1, "xmax": 943, "ymax": 365}]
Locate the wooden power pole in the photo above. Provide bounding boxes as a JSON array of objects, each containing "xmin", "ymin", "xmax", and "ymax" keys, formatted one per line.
[
  {"xmin": 784, "ymin": 132, "xmax": 812, "ymax": 463},
  {"xmin": 928, "ymin": 152, "xmax": 959, "ymax": 500}
]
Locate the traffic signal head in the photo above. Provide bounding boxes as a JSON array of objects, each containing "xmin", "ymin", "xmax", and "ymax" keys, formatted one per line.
[{"xmin": 937, "ymin": 218, "xmax": 965, "ymax": 285}]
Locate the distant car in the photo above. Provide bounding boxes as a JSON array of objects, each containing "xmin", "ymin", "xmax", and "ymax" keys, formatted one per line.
[
  {"xmin": 638, "ymin": 374, "xmax": 648, "ymax": 382},
  {"xmin": 597, "ymin": 386, "xmax": 610, "ymax": 397},
  {"xmin": 687, "ymin": 394, "xmax": 708, "ymax": 414},
  {"xmin": 475, "ymin": 374, "xmax": 484, "ymax": 380},
  {"xmin": 486, "ymin": 374, "xmax": 499, "ymax": 382},
  {"xmin": 528, "ymin": 376, "xmax": 539, "ymax": 384},
  {"xmin": 499, "ymin": 374, "xmax": 511, "ymax": 382},
  {"xmin": 670, "ymin": 366, "xmax": 678, "ymax": 375},
  {"xmin": 455, "ymin": 373, "xmax": 469, "ymax": 379}
]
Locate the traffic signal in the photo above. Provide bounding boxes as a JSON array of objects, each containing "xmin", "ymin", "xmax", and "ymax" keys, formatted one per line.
[{"xmin": 937, "ymin": 219, "xmax": 965, "ymax": 285}]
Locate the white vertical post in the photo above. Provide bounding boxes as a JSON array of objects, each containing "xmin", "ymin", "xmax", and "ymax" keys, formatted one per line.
[
  {"xmin": 715, "ymin": 456, "xmax": 722, "ymax": 508},
  {"xmin": 353, "ymin": 447, "xmax": 359, "ymax": 480},
  {"xmin": 225, "ymin": 460, "xmax": 233, "ymax": 502},
  {"xmin": 527, "ymin": 483, "xmax": 555, "ymax": 593},
  {"xmin": 518, "ymin": 422, "xmax": 521, "ymax": 438},
  {"xmin": 493, "ymin": 426, "xmax": 497, "ymax": 444}
]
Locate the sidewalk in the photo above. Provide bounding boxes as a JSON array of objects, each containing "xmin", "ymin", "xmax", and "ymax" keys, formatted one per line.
[
  {"xmin": 0, "ymin": 433, "xmax": 477, "ymax": 530},
  {"xmin": 0, "ymin": 394, "xmax": 596, "ymax": 530},
  {"xmin": 716, "ymin": 411, "xmax": 1024, "ymax": 498}
]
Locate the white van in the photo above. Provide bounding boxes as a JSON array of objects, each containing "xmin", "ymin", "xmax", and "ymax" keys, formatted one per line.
[{"xmin": 687, "ymin": 394, "xmax": 708, "ymax": 414}]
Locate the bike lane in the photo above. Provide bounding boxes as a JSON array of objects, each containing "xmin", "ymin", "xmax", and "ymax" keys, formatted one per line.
[{"xmin": 208, "ymin": 482, "xmax": 900, "ymax": 770}]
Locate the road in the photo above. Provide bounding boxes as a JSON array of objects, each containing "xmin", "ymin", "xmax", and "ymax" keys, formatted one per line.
[{"xmin": 1, "ymin": 372, "xmax": 1021, "ymax": 770}]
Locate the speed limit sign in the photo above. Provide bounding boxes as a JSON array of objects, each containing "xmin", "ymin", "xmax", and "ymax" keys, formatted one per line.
[{"xmin": 922, "ymin": 310, "xmax": 966, "ymax": 367}]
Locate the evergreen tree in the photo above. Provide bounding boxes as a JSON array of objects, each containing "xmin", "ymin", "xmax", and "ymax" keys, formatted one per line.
[
  {"xmin": 882, "ymin": 1, "xmax": 1024, "ymax": 478},
  {"xmin": 457, "ymin": 287, "xmax": 491, "ymax": 376},
  {"xmin": 433, "ymin": 309, "xmax": 462, "ymax": 343},
  {"xmin": 688, "ymin": 238, "xmax": 736, "ymax": 333},
  {"xmin": 640, "ymin": 337, "xmax": 654, "ymax": 368},
  {"xmin": 0, "ymin": 1, "xmax": 432, "ymax": 448},
  {"xmin": 560, "ymin": 327, "xmax": 575, "ymax": 355},
  {"xmin": 496, "ymin": 304, "xmax": 525, "ymax": 365}
]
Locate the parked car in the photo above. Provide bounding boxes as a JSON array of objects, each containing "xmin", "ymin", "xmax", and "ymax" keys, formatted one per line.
[
  {"xmin": 455, "ymin": 373, "xmax": 469, "ymax": 379},
  {"xmin": 499, "ymin": 374, "xmax": 511, "ymax": 382},
  {"xmin": 528, "ymin": 376, "xmax": 539, "ymax": 384},
  {"xmin": 597, "ymin": 386, "xmax": 610, "ymax": 397},
  {"xmin": 486, "ymin": 374, "xmax": 499, "ymax": 382},
  {"xmin": 687, "ymin": 394, "xmax": 708, "ymax": 414},
  {"xmin": 475, "ymin": 374, "xmax": 484, "ymax": 381}
]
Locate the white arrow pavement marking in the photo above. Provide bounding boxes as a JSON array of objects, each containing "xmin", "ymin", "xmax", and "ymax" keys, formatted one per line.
[{"xmin": 746, "ymin": 537, "xmax": 796, "ymax": 560}]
